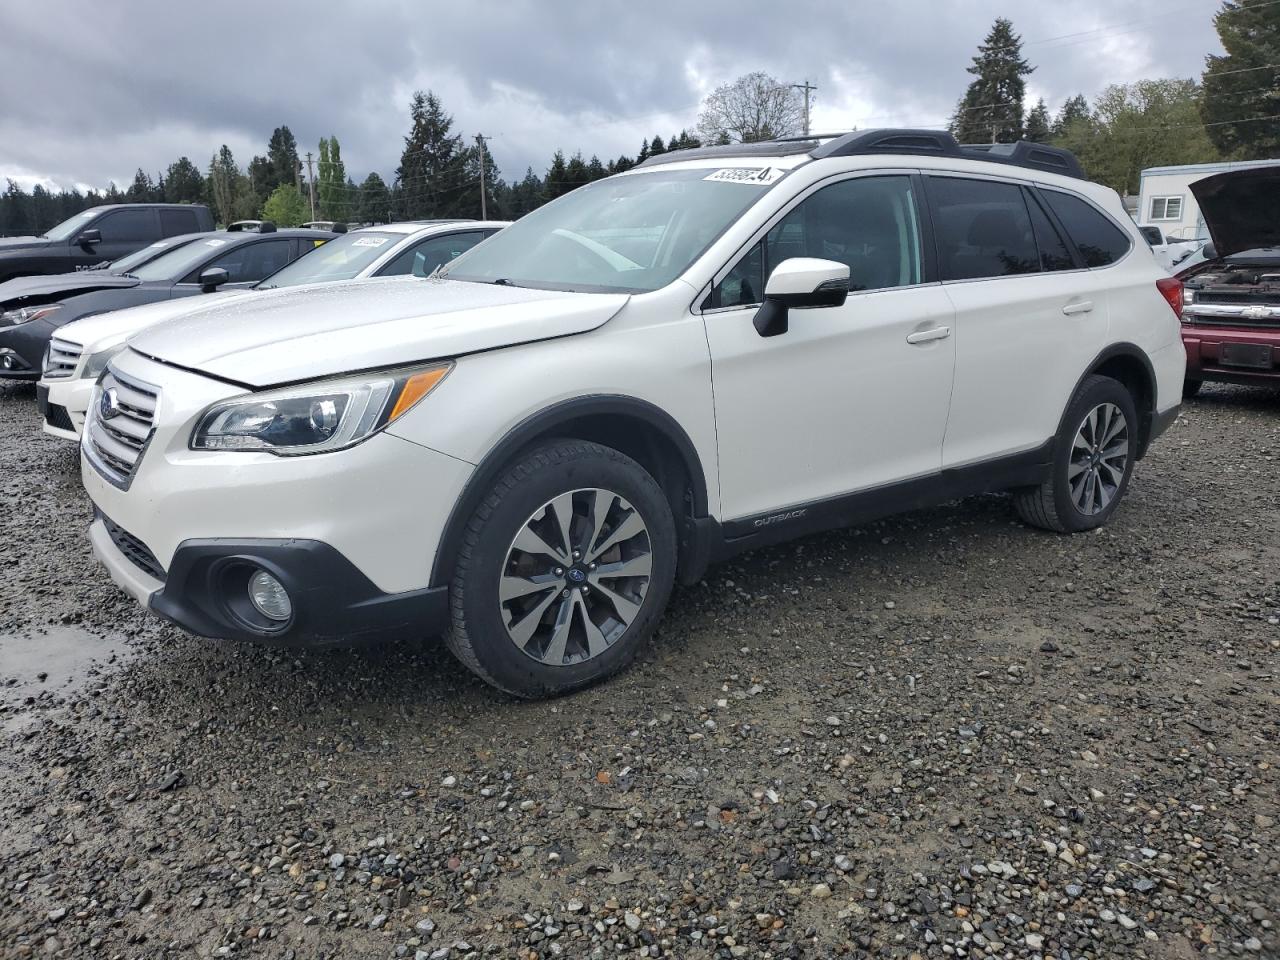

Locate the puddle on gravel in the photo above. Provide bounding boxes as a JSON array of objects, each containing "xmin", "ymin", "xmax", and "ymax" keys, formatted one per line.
[{"xmin": 0, "ymin": 626, "xmax": 133, "ymax": 731}]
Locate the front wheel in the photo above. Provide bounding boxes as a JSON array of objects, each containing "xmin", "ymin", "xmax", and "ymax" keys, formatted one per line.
[
  {"xmin": 447, "ymin": 440, "xmax": 677, "ymax": 698},
  {"xmin": 1014, "ymin": 375, "xmax": 1138, "ymax": 533}
]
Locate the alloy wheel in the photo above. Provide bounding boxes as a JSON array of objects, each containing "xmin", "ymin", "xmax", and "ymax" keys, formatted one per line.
[
  {"xmin": 499, "ymin": 488, "xmax": 652, "ymax": 666},
  {"xmin": 1069, "ymin": 402, "xmax": 1129, "ymax": 515}
]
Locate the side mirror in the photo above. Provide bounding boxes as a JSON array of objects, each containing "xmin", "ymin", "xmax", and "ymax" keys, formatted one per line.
[
  {"xmin": 199, "ymin": 267, "xmax": 230, "ymax": 293},
  {"xmin": 76, "ymin": 228, "xmax": 102, "ymax": 247},
  {"xmin": 753, "ymin": 258, "xmax": 850, "ymax": 338}
]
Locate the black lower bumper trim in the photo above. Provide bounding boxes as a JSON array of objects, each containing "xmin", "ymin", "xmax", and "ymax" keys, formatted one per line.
[
  {"xmin": 150, "ymin": 538, "xmax": 449, "ymax": 647},
  {"xmin": 1142, "ymin": 404, "xmax": 1180, "ymax": 457}
]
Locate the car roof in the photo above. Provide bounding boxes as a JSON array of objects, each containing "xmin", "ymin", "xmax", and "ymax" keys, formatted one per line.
[
  {"xmin": 353, "ymin": 220, "xmax": 510, "ymax": 237},
  {"xmin": 636, "ymin": 129, "xmax": 1086, "ymax": 181}
]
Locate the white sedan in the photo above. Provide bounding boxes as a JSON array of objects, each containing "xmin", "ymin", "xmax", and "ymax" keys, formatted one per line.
[{"xmin": 37, "ymin": 220, "xmax": 508, "ymax": 440}]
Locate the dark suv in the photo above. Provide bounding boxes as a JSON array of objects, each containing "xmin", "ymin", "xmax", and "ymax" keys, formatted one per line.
[{"xmin": 0, "ymin": 204, "xmax": 215, "ymax": 284}]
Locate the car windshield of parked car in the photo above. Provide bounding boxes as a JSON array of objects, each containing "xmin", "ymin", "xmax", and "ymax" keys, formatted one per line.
[
  {"xmin": 441, "ymin": 168, "xmax": 780, "ymax": 293},
  {"xmin": 256, "ymin": 231, "xmax": 400, "ymax": 288},
  {"xmin": 130, "ymin": 237, "xmax": 233, "ymax": 282},
  {"xmin": 41, "ymin": 210, "xmax": 98, "ymax": 241}
]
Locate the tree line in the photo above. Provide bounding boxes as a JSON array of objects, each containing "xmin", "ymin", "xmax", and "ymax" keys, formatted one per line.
[{"xmin": 1, "ymin": 0, "xmax": 1273, "ymax": 236}]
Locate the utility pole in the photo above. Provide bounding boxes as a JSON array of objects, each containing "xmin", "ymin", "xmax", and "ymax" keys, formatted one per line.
[
  {"xmin": 475, "ymin": 134, "xmax": 489, "ymax": 220},
  {"xmin": 304, "ymin": 151, "xmax": 317, "ymax": 220},
  {"xmin": 792, "ymin": 80, "xmax": 817, "ymax": 136}
]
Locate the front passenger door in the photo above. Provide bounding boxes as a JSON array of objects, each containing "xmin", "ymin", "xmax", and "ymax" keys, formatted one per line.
[{"xmin": 704, "ymin": 174, "xmax": 956, "ymax": 523}]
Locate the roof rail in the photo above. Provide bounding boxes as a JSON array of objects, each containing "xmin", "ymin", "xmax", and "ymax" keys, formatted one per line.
[{"xmin": 640, "ymin": 128, "xmax": 1085, "ymax": 180}]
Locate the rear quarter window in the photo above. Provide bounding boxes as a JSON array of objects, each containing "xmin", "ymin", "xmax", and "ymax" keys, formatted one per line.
[{"xmin": 1041, "ymin": 190, "xmax": 1132, "ymax": 268}]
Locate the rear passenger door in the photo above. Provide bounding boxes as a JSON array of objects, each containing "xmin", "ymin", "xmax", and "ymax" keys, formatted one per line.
[
  {"xmin": 927, "ymin": 175, "xmax": 1112, "ymax": 469},
  {"xmin": 93, "ymin": 207, "xmax": 160, "ymax": 262}
]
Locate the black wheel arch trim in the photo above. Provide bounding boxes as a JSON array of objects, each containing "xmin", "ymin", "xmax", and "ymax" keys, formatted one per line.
[
  {"xmin": 428, "ymin": 394, "xmax": 712, "ymax": 588},
  {"xmin": 1066, "ymin": 341, "xmax": 1161, "ymax": 459}
]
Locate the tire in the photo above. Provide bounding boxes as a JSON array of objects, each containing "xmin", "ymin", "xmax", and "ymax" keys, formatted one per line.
[
  {"xmin": 1182, "ymin": 378, "xmax": 1203, "ymax": 399},
  {"xmin": 1014, "ymin": 374, "xmax": 1139, "ymax": 534},
  {"xmin": 447, "ymin": 439, "xmax": 677, "ymax": 698}
]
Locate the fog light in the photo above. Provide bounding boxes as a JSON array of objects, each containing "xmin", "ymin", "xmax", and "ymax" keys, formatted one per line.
[{"xmin": 248, "ymin": 569, "xmax": 292, "ymax": 622}]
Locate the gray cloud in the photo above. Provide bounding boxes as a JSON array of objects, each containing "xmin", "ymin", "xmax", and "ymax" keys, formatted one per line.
[{"xmin": 0, "ymin": 0, "xmax": 1224, "ymax": 191}]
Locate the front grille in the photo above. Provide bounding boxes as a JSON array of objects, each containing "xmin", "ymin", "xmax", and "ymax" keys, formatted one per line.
[
  {"xmin": 100, "ymin": 512, "xmax": 166, "ymax": 581},
  {"xmin": 44, "ymin": 402, "xmax": 74, "ymax": 432},
  {"xmin": 85, "ymin": 368, "xmax": 159, "ymax": 488},
  {"xmin": 44, "ymin": 339, "xmax": 83, "ymax": 379}
]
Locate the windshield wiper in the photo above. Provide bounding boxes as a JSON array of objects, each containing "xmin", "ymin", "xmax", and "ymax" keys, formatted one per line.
[{"xmin": 492, "ymin": 278, "xmax": 512, "ymax": 285}]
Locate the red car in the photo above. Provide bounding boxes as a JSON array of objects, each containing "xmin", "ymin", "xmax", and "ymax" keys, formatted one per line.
[{"xmin": 1178, "ymin": 165, "xmax": 1280, "ymax": 397}]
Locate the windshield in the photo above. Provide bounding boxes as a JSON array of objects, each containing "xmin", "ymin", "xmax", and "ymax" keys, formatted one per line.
[
  {"xmin": 131, "ymin": 236, "xmax": 232, "ymax": 282},
  {"xmin": 42, "ymin": 210, "xmax": 98, "ymax": 241},
  {"xmin": 442, "ymin": 167, "xmax": 782, "ymax": 293},
  {"xmin": 108, "ymin": 237, "xmax": 198, "ymax": 274},
  {"xmin": 258, "ymin": 231, "xmax": 397, "ymax": 288}
]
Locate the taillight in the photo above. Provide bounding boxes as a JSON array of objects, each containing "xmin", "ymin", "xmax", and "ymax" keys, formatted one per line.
[{"xmin": 1156, "ymin": 277, "xmax": 1183, "ymax": 317}]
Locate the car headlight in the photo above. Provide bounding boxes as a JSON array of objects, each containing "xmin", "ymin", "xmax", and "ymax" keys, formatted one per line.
[
  {"xmin": 82, "ymin": 342, "xmax": 127, "ymax": 380},
  {"xmin": 190, "ymin": 363, "xmax": 452, "ymax": 455},
  {"xmin": 1, "ymin": 304, "xmax": 61, "ymax": 327}
]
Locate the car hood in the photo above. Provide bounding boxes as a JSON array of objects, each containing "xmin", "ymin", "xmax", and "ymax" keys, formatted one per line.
[
  {"xmin": 1190, "ymin": 166, "xmax": 1280, "ymax": 259},
  {"xmin": 54, "ymin": 291, "xmax": 250, "ymax": 350},
  {"xmin": 130, "ymin": 277, "xmax": 630, "ymax": 387},
  {"xmin": 0, "ymin": 236, "xmax": 50, "ymax": 253},
  {"xmin": 0, "ymin": 271, "xmax": 138, "ymax": 308}
]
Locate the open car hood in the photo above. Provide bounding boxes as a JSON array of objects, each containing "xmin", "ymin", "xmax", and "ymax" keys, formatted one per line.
[
  {"xmin": 130, "ymin": 276, "xmax": 629, "ymax": 387},
  {"xmin": 1190, "ymin": 165, "xmax": 1280, "ymax": 259},
  {"xmin": 0, "ymin": 271, "xmax": 138, "ymax": 308}
]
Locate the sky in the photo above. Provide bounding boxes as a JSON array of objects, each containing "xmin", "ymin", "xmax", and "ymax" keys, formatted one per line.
[{"xmin": 0, "ymin": 0, "xmax": 1226, "ymax": 195}]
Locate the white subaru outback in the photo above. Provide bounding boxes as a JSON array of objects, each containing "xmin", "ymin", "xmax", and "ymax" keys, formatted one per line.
[{"xmin": 81, "ymin": 130, "xmax": 1185, "ymax": 698}]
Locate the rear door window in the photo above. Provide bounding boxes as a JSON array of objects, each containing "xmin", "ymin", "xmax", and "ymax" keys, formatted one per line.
[
  {"xmin": 160, "ymin": 209, "xmax": 199, "ymax": 237},
  {"xmin": 1041, "ymin": 190, "xmax": 1133, "ymax": 267},
  {"xmin": 927, "ymin": 176, "xmax": 1040, "ymax": 281},
  {"xmin": 1023, "ymin": 189, "xmax": 1075, "ymax": 272}
]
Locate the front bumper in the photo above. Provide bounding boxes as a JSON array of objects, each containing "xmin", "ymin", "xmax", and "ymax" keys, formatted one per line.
[
  {"xmin": 38, "ymin": 376, "xmax": 93, "ymax": 440},
  {"xmin": 90, "ymin": 515, "xmax": 450, "ymax": 646},
  {"xmin": 0, "ymin": 316, "xmax": 61, "ymax": 380},
  {"xmin": 1182, "ymin": 323, "xmax": 1280, "ymax": 385}
]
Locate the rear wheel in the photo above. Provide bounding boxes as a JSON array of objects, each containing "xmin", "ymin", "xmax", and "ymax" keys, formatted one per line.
[
  {"xmin": 1182, "ymin": 378, "xmax": 1203, "ymax": 399},
  {"xmin": 1014, "ymin": 375, "xmax": 1138, "ymax": 533},
  {"xmin": 447, "ymin": 440, "xmax": 677, "ymax": 698}
]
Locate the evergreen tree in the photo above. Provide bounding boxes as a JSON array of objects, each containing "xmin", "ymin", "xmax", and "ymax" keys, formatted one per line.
[
  {"xmin": 649, "ymin": 135, "xmax": 667, "ymax": 156},
  {"xmin": 30, "ymin": 185, "xmax": 58, "ymax": 233},
  {"xmin": 356, "ymin": 172, "xmax": 391, "ymax": 223},
  {"xmin": 396, "ymin": 90, "xmax": 466, "ymax": 219},
  {"xmin": 586, "ymin": 155, "xmax": 606, "ymax": 181},
  {"xmin": 950, "ymin": 18, "xmax": 1034, "ymax": 143},
  {"xmin": 165, "ymin": 157, "xmax": 204, "ymax": 204},
  {"xmin": 126, "ymin": 168, "xmax": 159, "ymax": 203},
  {"xmin": 457, "ymin": 136, "xmax": 500, "ymax": 219},
  {"xmin": 1025, "ymin": 99, "xmax": 1051, "ymax": 143},
  {"xmin": 509, "ymin": 167, "xmax": 545, "ymax": 216},
  {"xmin": 247, "ymin": 155, "xmax": 274, "ymax": 208},
  {"xmin": 545, "ymin": 151, "xmax": 571, "ymax": 200},
  {"xmin": 267, "ymin": 126, "xmax": 300, "ymax": 191},
  {"xmin": 207, "ymin": 145, "xmax": 250, "ymax": 226},
  {"xmin": 3, "ymin": 179, "xmax": 30, "ymax": 236},
  {"xmin": 1052, "ymin": 94, "xmax": 1091, "ymax": 139},
  {"xmin": 1201, "ymin": 1, "xmax": 1280, "ymax": 158}
]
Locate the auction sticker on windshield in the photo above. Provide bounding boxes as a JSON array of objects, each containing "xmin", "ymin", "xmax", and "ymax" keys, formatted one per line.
[
  {"xmin": 703, "ymin": 167, "xmax": 785, "ymax": 185},
  {"xmin": 352, "ymin": 237, "xmax": 389, "ymax": 247}
]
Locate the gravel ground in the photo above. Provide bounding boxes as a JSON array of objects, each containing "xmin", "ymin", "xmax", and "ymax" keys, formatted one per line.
[{"xmin": 1, "ymin": 380, "xmax": 1277, "ymax": 960}]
